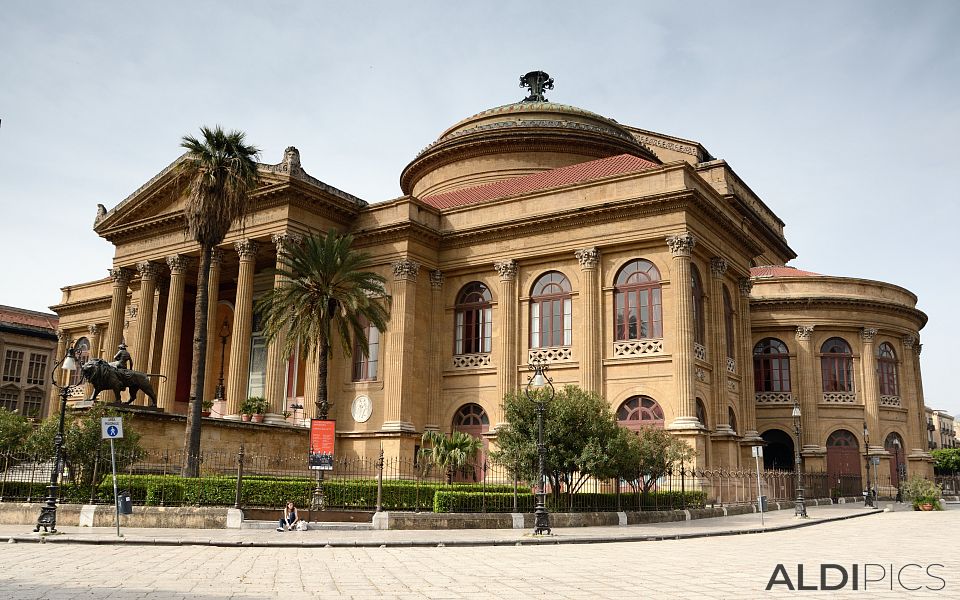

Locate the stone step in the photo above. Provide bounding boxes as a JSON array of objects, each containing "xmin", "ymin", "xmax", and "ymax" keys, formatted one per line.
[{"xmin": 241, "ymin": 520, "xmax": 373, "ymax": 531}]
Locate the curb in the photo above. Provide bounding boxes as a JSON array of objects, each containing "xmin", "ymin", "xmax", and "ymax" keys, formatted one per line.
[{"xmin": 3, "ymin": 508, "xmax": 884, "ymax": 549}]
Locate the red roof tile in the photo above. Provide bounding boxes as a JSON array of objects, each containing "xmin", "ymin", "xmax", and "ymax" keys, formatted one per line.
[
  {"xmin": 0, "ymin": 305, "xmax": 59, "ymax": 330},
  {"xmin": 750, "ymin": 266, "xmax": 821, "ymax": 278},
  {"xmin": 419, "ymin": 154, "xmax": 660, "ymax": 210}
]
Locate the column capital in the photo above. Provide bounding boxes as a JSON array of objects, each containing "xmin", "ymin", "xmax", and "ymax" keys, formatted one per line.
[
  {"xmin": 56, "ymin": 329, "xmax": 66, "ymax": 342},
  {"xmin": 860, "ymin": 327, "xmax": 878, "ymax": 343},
  {"xmin": 795, "ymin": 325, "xmax": 815, "ymax": 341},
  {"xmin": 166, "ymin": 254, "xmax": 193, "ymax": 274},
  {"xmin": 271, "ymin": 232, "xmax": 303, "ymax": 256},
  {"xmin": 393, "ymin": 259, "xmax": 420, "ymax": 281},
  {"xmin": 575, "ymin": 247, "xmax": 600, "ymax": 269},
  {"xmin": 235, "ymin": 239, "xmax": 260, "ymax": 260},
  {"xmin": 666, "ymin": 233, "xmax": 696, "ymax": 257},
  {"xmin": 87, "ymin": 324, "xmax": 102, "ymax": 336},
  {"xmin": 109, "ymin": 266, "xmax": 133, "ymax": 285},
  {"xmin": 916, "ymin": 343, "xmax": 922, "ymax": 356},
  {"xmin": 709, "ymin": 257, "xmax": 728, "ymax": 278},
  {"xmin": 136, "ymin": 261, "xmax": 161, "ymax": 280},
  {"xmin": 429, "ymin": 270, "xmax": 444, "ymax": 289},
  {"xmin": 493, "ymin": 259, "xmax": 518, "ymax": 281},
  {"xmin": 209, "ymin": 247, "xmax": 225, "ymax": 266},
  {"xmin": 738, "ymin": 277, "xmax": 753, "ymax": 297},
  {"xmin": 902, "ymin": 334, "xmax": 916, "ymax": 349}
]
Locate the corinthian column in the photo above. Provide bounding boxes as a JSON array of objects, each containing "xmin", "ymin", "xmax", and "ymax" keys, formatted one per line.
[
  {"xmin": 225, "ymin": 239, "xmax": 259, "ymax": 418},
  {"xmin": 575, "ymin": 248, "xmax": 601, "ymax": 394},
  {"xmin": 737, "ymin": 278, "xmax": 760, "ymax": 441},
  {"xmin": 494, "ymin": 259, "xmax": 518, "ymax": 427},
  {"xmin": 264, "ymin": 233, "xmax": 302, "ymax": 419},
  {"xmin": 425, "ymin": 270, "xmax": 445, "ymax": 431},
  {"xmin": 860, "ymin": 327, "xmax": 882, "ymax": 452},
  {"xmin": 84, "ymin": 324, "xmax": 103, "ymax": 399},
  {"xmin": 795, "ymin": 325, "xmax": 819, "ymax": 449},
  {"xmin": 709, "ymin": 257, "xmax": 733, "ymax": 434},
  {"xmin": 666, "ymin": 233, "xmax": 700, "ymax": 430},
  {"xmin": 104, "ymin": 267, "xmax": 133, "ymax": 358},
  {"xmin": 158, "ymin": 255, "xmax": 191, "ymax": 411},
  {"xmin": 900, "ymin": 335, "xmax": 925, "ymax": 456},
  {"xmin": 202, "ymin": 249, "xmax": 224, "ymax": 403},
  {"xmin": 134, "ymin": 261, "xmax": 160, "ymax": 372},
  {"xmin": 382, "ymin": 259, "xmax": 419, "ymax": 432}
]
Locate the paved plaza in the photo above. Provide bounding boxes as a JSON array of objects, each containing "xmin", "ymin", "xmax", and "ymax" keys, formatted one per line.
[{"xmin": 0, "ymin": 504, "xmax": 956, "ymax": 599}]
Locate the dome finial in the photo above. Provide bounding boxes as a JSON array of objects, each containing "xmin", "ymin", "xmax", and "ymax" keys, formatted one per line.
[{"xmin": 519, "ymin": 71, "xmax": 554, "ymax": 102}]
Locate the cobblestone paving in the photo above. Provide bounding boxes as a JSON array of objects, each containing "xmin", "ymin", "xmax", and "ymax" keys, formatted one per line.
[{"xmin": 1, "ymin": 507, "xmax": 955, "ymax": 599}]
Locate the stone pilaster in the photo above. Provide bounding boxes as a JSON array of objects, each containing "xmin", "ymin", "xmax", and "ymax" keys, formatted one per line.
[
  {"xmin": 382, "ymin": 259, "xmax": 419, "ymax": 432},
  {"xmin": 134, "ymin": 261, "xmax": 160, "ymax": 372},
  {"xmin": 795, "ymin": 325, "xmax": 819, "ymax": 450},
  {"xmin": 84, "ymin": 324, "xmax": 103, "ymax": 399},
  {"xmin": 158, "ymin": 255, "xmax": 191, "ymax": 411},
  {"xmin": 264, "ymin": 234, "xmax": 302, "ymax": 419},
  {"xmin": 860, "ymin": 327, "xmax": 882, "ymax": 452},
  {"xmin": 737, "ymin": 278, "xmax": 760, "ymax": 440},
  {"xmin": 202, "ymin": 249, "xmax": 224, "ymax": 403},
  {"xmin": 226, "ymin": 240, "xmax": 259, "ymax": 418},
  {"xmin": 900, "ymin": 335, "xmax": 925, "ymax": 457},
  {"xmin": 665, "ymin": 233, "xmax": 700, "ymax": 430},
  {"xmin": 48, "ymin": 330, "xmax": 67, "ymax": 416},
  {"xmin": 493, "ymin": 259, "xmax": 518, "ymax": 427},
  {"xmin": 575, "ymin": 248, "xmax": 601, "ymax": 394},
  {"xmin": 104, "ymin": 267, "xmax": 133, "ymax": 359},
  {"xmin": 708, "ymin": 257, "xmax": 732, "ymax": 435},
  {"xmin": 425, "ymin": 270, "xmax": 445, "ymax": 431}
]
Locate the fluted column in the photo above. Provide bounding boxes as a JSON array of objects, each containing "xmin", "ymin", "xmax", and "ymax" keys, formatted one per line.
[
  {"xmin": 158, "ymin": 255, "xmax": 191, "ymax": 411},
  {"xmin": 225, "ymin": 240, "xmax": 259, "ymax": 418},
  {"xmin": 860, "ymin": 327, "xmax": 882, "ymax": 452},
  {"xmin": 84, "ymin": 324, "xmax": 103, "ymax": 399},
  {"xmin": 493, "ymin": 259, "xmax": 518, "ymax": 427},
  {"xmin": 900, "ymin": 335, "xmax": 924, "ymax": 456},
  {"xmin": 48, "ymin": 330, "xmax": 67, "ymax": 416},
  {"xmin": 134, "ymin": 261, "xmax": 160, "ymax": 372},
  {"xmin": 709, "ymin": 257, "xmax": 732, "ymax": 434},
  {"xmin": 104, "ymin": 267, "xmax": 133, "ymax": 358},
  {"xmin": 795, "ymin": 325, "xmax": 819, "ymax": 449},
  {"xmin": 738, "ymin": 278, "xmax": 760, "ymax": 440},
  {"xmin": 263, "ymin": 234, "xmax": 301, "ymax": 419},
  {"xmin": 425, "ymin": 270, "xmax": 445, "ymax": 431},
  {"xmin": 382, "ymin": 259, "xmax": 419, "ymax": 432},
  {"xmin": 666, "ymin": 233, "xmax": 699, "ymax": 429},
  {"xmin": 575, "ymin": 248, "xmax": 601, "ymax": 394},
  {"xmin": 201, "ymin": 249, "xmax": 224, "ymax": 403}
]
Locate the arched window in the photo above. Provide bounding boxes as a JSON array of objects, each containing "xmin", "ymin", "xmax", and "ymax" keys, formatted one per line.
[
  {"xmin": 728, "ymin": 407, "xmax": 738, "ymax": 435},
  {"xmin": 616, "ymin": 395, "xmax": 665, "ymax": 431},
  {"xmin": 723, "ymin": 286, "xmax": 735, "ymax": 359},
  {"xmin": 754, "ymin": 338, "xmax": 791, "ymax": 392},
  {"xmin": 877, "ymin": 342, "xmax": 899, "ymax": 396},
  {"xmin": 71, "ymin": 337, "xmax": 91, "ymax": 386},
  {"xmin": 530, "ymin": 271, "xmax": 572, "ymax": 348},
  {"xmin": 826, "ymin": 429, "xmax": 859, "ymax": 448},
  {"xmin": 696, "ymin": 397, "xmax": 708, "ymax": 429},
  {"xmin": 455, "ymin": 282, "xmax": 492, "ymax": 355},
  {"xmin": 453, "ymin": 403, "xmax": 490, "ymax": 429},
  {"xmin": 614, "ymin": 260, "xmax": 662, "ymax": 341},
  {"xmin": 692, "ymin": 265, "xmax": 706, "ymax": 345},
  {"xmin": 885, "ymin": 432, "xmax": 906, "ymax": 486},
  {"xmin": 821, "ymin": 337, "xmax": 853, "ymax": 393},
  {"xmin": 352, "ymin": 319, "xmax": 380, "ymax": 381}
]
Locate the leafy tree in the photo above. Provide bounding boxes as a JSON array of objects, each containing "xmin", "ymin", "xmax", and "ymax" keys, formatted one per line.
[
  {"xmin": 418, "ymin": 430, "xmax": 484, "ymax": 484},
  {"xmin": 932, "ymin": 448, "xmax": 960, "ymax": 474},
  {"xmin": 493, "ymin": 385, "xmax": 626, "ymax": 502},
  {"xmin": 178, "ymin": 126, "xmax": 261, "ymax": 477},
  {"xmin": 25, "ymin": 404, "xmax": 144, "ymax": 487},
  {"xmin": 255, "ymin": 230, "xmax": 390, "ymax": 419},
  {"xmin": 613, "ymin": 426, "xmax": 695, "ymax": 494},
  {"xmin": 0, "ymin": 407, "xmax": 31, "ymax": 454}
]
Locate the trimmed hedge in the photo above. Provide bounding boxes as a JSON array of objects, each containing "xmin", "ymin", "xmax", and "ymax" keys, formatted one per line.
[{"xmin": 433, "ymin": 489, "xmax": 707, "ymax": 513}]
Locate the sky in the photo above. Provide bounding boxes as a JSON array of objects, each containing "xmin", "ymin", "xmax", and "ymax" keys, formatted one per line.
[{"xmin": 1, "ymin": 1, "xmax": 958, "ymax": 414}]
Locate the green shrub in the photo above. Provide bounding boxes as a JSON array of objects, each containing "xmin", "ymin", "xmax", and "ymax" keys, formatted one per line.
[{"xmin": 433, "ymin": 489, "xmax": 707, "ymax": 513}]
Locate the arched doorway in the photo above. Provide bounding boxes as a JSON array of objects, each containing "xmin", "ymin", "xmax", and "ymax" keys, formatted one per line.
[
  {"xmin": 885, "ymin": 432, "xmax": 906, "ymax": 487},
  {"xmin": 616, "ymin": 396, "xmax": 665, "ymax": 431},
  {"xmin": 826, "ymin": 429, "xmax": 862, "ymax": 495},
  {"xmin": 760, "ymin": 429, "xmax": 795, "ymax": 471},
  {"xmin": 452, "ymin": 403, "xmax": 489, "ymax": 482}
]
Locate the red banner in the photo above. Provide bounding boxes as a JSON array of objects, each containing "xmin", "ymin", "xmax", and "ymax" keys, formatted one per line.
[{"xmin": 309, "ymin": 419, "xmax": 335, "ymax": 471}]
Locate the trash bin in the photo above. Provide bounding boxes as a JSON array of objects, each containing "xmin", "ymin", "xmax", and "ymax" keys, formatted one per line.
[
  {"xmin": 757, "ymin": 495, "xmax": 768, "ymax": 512},
  {"xmin": 117, "ymin": 491, "xmax": 133, "ymax": 515}
]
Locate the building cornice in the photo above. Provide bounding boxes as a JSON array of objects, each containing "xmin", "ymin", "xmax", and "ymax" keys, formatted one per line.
[{"xmin": 750, "ymin": 297, "xmax": 928, "ymax": 329}]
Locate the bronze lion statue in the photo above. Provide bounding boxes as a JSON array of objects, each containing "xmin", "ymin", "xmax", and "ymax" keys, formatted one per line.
[{"xmin": 79, "ymin": 358, "xmax": 163, "ymax": 407}]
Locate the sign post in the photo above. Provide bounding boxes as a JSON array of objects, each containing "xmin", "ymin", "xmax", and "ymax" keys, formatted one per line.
[
  {"xmin": 309, "ymin": 419, "xmax": 335, "ymax": 515},
  {"xmin": 100, "ymin": 416, "xmax": 124, "ymax": 537},
  {"xmin": 752, "ymin": 445, "xmax": 765, "ymax": 527}
]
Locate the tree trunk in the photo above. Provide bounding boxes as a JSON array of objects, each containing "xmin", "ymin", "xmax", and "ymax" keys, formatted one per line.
[
  {"xmin": 316, "ymin": 330, "xmax": 329, "ymax": 420},
  {"xmin": 182, "ymin": 244, "xmax": 212, "ymax": 477}
]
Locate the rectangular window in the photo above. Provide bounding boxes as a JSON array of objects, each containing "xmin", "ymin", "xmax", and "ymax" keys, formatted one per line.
[
  {"xmin": 2, "ymin": 350, "xmax": 24, "ymax": 382},
  {"xmin": 21, "ymin": 390, "xmax": 42, "ymax": 418},
  {"xmin": 352, "ymin": 324, "xmax": 380, "ymax": 381},
  {"xmin": 26, "ymin": 353, "xmax": 47, "ymax": 386},
  {"xmin": 0, "ymin": 389, "xmax": 18, "ymax": 412}
]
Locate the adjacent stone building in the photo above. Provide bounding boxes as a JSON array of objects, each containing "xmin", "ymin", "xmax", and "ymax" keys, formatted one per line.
[
  {"xmin": 0, "ymin": 305, "xmax": 59, "ymax": 418},
  {"xmin": 50, "ymin": 73, "xmax": 932, "ymax": 481}
]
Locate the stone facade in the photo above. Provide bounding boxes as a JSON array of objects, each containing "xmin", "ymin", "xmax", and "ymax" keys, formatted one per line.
[
  {"xmin": 0, "ymin": 306, "xmax": 59, "ymax": 418},
  {"xmin": 50, "ymin": 77, "xmax": 932, "ymax": 479}
]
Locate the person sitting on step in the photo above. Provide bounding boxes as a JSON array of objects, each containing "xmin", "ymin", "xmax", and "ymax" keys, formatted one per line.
[{"xmin": 277, "ymin": 501, "xmax": 299, "ymax": 531}]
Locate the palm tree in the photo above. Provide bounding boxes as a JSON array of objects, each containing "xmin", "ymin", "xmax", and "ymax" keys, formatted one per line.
[
  {"xmin": 178, "ymin": 126, "xmax": 260, "ymax": 477},
  {"xmin": 418, "ymin": 430, "xmax": 484, "ymax": 484},
  {"xmin": 255, "ymin": 230, "xmax": 390, "ymax": 419}
]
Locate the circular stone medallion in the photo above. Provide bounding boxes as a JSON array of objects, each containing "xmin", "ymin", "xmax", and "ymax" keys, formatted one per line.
[{"xmin": 351, "ymin": 395, "xmax": 372, "ymax": 423}]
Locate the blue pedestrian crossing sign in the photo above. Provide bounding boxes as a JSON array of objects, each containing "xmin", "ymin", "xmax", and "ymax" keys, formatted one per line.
[{"xmin": 101, "ymin": 417, "xmax": 124, "ymax": 440}]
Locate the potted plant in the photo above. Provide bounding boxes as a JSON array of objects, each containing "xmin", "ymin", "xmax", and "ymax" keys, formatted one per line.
[
  {"xmin": 239, "ymin": 397, "xmax": 257, "ymax": 422},
  {"xmin": 243, "ymin": 396, "xmax": 268, "ymax": 423},
  {"xmin": 201, "ymin": 398, "xmax": 214, "ymax": 418},
  {"xmin": 902, "ymin": 476, "xmax": 942, "ymax": 511}
]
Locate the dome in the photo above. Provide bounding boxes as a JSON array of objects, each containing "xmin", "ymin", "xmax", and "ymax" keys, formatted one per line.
[{"xmin": 400, "ymin": 73, "xmax": 660, "ymax": 199}]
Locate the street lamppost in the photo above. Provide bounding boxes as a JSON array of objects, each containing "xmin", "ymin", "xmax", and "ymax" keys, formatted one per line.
[
  {"xmin": 791, "ymin": 399, "xmax": 807, "ymax": 518},
  {"xmin": 863, "ymin": 421, "xmax": 875, "ymax": 508},
  {"xmin": 526, "ymin": 359, "xmax": 554, "ymax": 536},
  {"xmin": 34, "ymin": 347, "xmax": 79, "ymax": 533},
  {"xmin": 214, "ymin": 318, "xmax": 230, "ymax": 401}
]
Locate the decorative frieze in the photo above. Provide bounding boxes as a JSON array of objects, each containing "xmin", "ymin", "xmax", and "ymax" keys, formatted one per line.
[
  {"xmin": 879, "ymin": 395, "xmax": 902, "ymax": 407},
  {"xmin": 695, "ymin": 367, "xmax": 706, "ymax": 382},
  {"xmin": 795, "ymin": 325, "xmax": 815, "ymax": 341},
  {"xmin": 235, "ymin": 239, "xmax": 260, "ymax": 261},
  {"xmin": 493, "ymin": 259, "xmax": 518, "ymax": 280},
  {"xmin": 755, "ymin": 392, "xmax": 793, "ymax": 404},
  {"xmin": 392, "ymin": 259, "xmax": 420, "ymax": 281},
  {"xmin": 823, "ymin": 392, "xmax": 857, "ymax": 403},
  {"xmin": 710, "ymin": 257, "xmax": 728, "ymax": 279},
  {"xmin": 166, "ymin": 255, "xmax": 192, "ymax": 274},
  {"xmin": 666, "ymin": 233, "xmax": 696, "ymax": 257},
  {"xmin": 727, "ymin": 380, "xmax": 738, "ymax": 392},
  {"xmin": 429, "ymin": 270, "xmax": 444, "ymax": 289},
  {"xmin": 528, "ymin": 347, "xmax": 573, "ymax": 364},
  {"xmin": 612, "ymin": 339, "xmax": 663, "ymax": 358},
  {"xmin": 574, "ymin": 247, "xmax": 600, "ymax": 269},
  {"xmin": 452, "ymin": 353, "xmax": 492, "ymax": 369}
]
